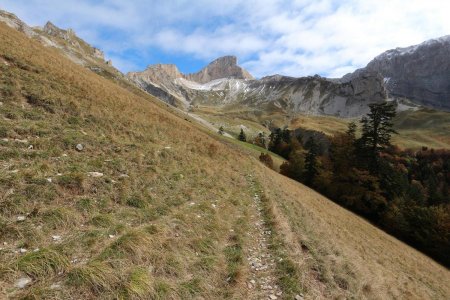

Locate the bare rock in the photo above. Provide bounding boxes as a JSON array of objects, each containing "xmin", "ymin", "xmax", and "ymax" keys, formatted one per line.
[{"xmin": 15, "ymin": 277, "xmax": 32, "ymax": 289}]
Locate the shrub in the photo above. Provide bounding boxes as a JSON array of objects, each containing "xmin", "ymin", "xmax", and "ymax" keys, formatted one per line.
[{"xmin": 259, "ymin": 153, "xmax": 274, "ymax": 169}]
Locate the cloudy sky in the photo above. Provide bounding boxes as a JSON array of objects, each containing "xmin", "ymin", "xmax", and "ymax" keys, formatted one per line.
[{"xmin": 2, "ymin": 0, "xmax": 450, "ymax": 78}]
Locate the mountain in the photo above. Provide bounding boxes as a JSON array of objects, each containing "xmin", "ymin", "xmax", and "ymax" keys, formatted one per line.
[
  {"xmin": 129, "ymin": 36, "xmax": 450, "ymax": 118},
  {"xmin": 1, "ymin": 10, "xmax": 450, "ymax": 300},
  {"xmin": 344, "ymin": 36, "xmax": 450, "ymax": 111},
  {"xmin": 127, "ymin": 55, "xmax": 254, "ymax": 108},
  {"xmin": 129, "ymin": 59, "xmax": 387, "ymax": 117},
  {"xmin": 0, "ymin": 10, "xmax": 121, "ymax": 79},
  {"xmin": 186, "ymin": 55, "xmax": 254, "ymax": 83}
]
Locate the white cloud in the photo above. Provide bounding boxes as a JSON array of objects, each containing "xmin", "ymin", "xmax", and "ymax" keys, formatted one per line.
[{"xmin": 1, "ymin": 0, "xmax": 449, "ymax": 77}]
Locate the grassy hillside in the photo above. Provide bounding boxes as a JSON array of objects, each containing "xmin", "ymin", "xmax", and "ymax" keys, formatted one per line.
[
  {"xmin": 194, "ymin": 105, "xmax": 450, "ymax": 150},
  {"xmin": 392, "ymin": 109, "xmax": 450, "ymax": 149},
  {"xmin": 0, "ymin": 22, "xmax": 449, "ymax": 300}
]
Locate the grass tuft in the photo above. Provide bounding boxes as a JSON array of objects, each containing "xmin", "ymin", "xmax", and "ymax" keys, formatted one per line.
[
  {"xmin": 121, "ymin": 267, "xmax": 154, "ymax": 299},
  {"xmin": 16, "ymin": 248, "xmax": 69, "ymax": 279},
  {"xmin": 100, "ymin": 230, "xmax": 152, "ymax": 262},
  {"xmin": 67, "ymin": 261, "xmax": 119, "ymax": 293},
  {"xmin": 90, "ymin": 213, "xmax": 114, "ymax": 228}
]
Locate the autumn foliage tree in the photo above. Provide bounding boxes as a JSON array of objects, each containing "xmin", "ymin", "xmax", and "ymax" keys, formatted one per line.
[{"xmin": 270, "ymin": 106, "xmax": 450, "ymax": 266}]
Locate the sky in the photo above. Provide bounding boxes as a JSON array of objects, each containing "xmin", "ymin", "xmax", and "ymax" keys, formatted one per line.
[{"xmin": 1, "ymin": 0, "xmax": 450, "ymax": 78}]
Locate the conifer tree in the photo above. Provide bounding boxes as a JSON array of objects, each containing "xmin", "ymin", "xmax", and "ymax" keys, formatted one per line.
[
  {"xmin": 218, "ymin": 126, "xmax": 225, "ymax": 135},
  {"xmin": 238, "ymin": 128, "xmax": 247, "ymax": 142},
  {"xmin": 358, "ymin": 102, "xmax": 397, "ymax": 172}
]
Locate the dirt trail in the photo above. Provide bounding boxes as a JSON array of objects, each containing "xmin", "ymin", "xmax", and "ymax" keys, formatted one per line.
[{"xmin": 246, "ymin": 176, "xmax": 283, "ymax": 300}]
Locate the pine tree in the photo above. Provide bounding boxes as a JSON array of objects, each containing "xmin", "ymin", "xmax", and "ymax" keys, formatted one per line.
[
  {"xmin": 358, "ymin": 102, "xmax": 397, "ymax": 173},
  {"xmin": 269, "ymin": 128, "xmax": 282, "ymax": 152},
  {"xmin": 218, "ymin": 126, "xmax": 225, "ymax": 135},
  {"xmin": 304, "ymin": 137, "xmax": 319, "ymax": 186},
  {"xmin": 238, "ymin": 128, "xmax": 247, "ymax": 142}
]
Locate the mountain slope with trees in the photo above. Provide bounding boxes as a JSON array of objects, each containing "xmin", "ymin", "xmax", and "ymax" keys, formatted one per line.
[{"xmin": 273, "ymin": 103, "xmax": 450, "ymax": 266}]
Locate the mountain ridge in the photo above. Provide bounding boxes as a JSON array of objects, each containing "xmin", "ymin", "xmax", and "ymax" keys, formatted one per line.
[
  {"xmin": 343, "ymin": 35, "xmax": 450, "ymax": 110},
  {"xmin": 129, "ymin": 35, "xmax": 450, "ymax": 117},
  {"xmin": 128, "ymin": 58, "xmax": 387, "ymax": 117}
]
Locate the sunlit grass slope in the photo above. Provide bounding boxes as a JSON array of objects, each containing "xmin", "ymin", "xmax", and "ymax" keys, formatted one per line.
[
  {"xmin": 0, "ymin": 22, "xmax": 260, "ymax": 299},
  {"xmin": 195, "ymin": 105, "xmax": 450, "ymax": 150},
  {"xmin": 0, "ymin": 22, "xmax": 449, "ymax": 300}
]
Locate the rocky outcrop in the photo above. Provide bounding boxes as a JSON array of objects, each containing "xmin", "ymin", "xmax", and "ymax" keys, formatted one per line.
[
  {"xmin": 344, "ymin": 36, "xmax": 450, "ymax": 111},
  {"xmin": 0, "ymin": 10, "xmax": 113, "ymax": 70},
  {"xmin": 0, "ymin": 9, "xmax": 37, "ymax": 37},
  {"xmin": 186, "ymin": 56, "xmax": 254, "ymax": 83},
  {"xmin": 128, "ymin": 57, "xmax": 386, "ymax": 117}
]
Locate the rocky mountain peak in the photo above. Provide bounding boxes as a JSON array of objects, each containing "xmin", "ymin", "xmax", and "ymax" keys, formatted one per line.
[
  {"xmin": 145, "ymin": 64, "xmax": 183, "ymax": 79},
  {"xmin": 208, "ymin": 55, "xmax": 238, "ymax": 67},
  {"xmin": 43, "ymin": 21, "xmax": 76, "ymax": 41},
  {"xmin": 186, "ymin": 55, "xmax": 254, "ymax": 84},
  {"xmin": 344, "ymin": 35, "xmax": 450, "ymax": 111}
]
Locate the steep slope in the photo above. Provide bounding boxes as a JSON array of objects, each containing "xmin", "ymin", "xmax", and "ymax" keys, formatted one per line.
[
  {"xmin": 1, "ymin": 18, "xmax": 449, "ymax": 300},
  {"xmin": 344, "ymin": 36, "xmax": 450, "ymax": 111},
  {"xmin": 0, "ymin": 10, "xmax": 122, "ymax": 82}
]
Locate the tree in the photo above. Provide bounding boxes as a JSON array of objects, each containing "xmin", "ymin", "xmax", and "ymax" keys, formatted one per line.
[
  {"xmin": 254, "ymin": 132, "xmax": 267, "ymax": 148},
  {"xmin": 280, "ymin": 150, "xmax": 305, "ymax": 182},
  {"xmin": 238, "ymin": 128, "xmax": 247, "ymax": 142},
  {"xmin": 218, "ymin": 126, "xmax": 225, "ymax": 135},
  {"xmin": 304, "ymin": 137, "xmax": 319, "ymax": 186},
  {"xmin": 358, "ymin": 102, "xmax": 397, "ymax": 173},
  {"xmin": 330, "ymin": 122, "xmax": 357, "ymax": 175},
  {"xmin": 269, "ymin": 128, "xmax": 283, "ymax": 152},
  {"xmin": 259, "ymin": 152, "xmax": 274, "ymax": 169}
]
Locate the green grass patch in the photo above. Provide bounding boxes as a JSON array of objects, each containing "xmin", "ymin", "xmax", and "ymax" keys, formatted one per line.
[
  {"xmin": 67, "ymin": 261, "xmax": 119, "ymax": 293},
  {"xmin": 120, "ymin": 267, "xmax": 153, "ymax": 299},
  {"xmin": 16, "ymin": 248, "xmax": 69, "ymax": 279},
  {"xmin": 100, "ymin": 230, "xmax": 152, "ymax": 262}
]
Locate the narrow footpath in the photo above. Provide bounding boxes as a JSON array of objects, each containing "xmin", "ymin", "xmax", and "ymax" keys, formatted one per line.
[{"xmin": 246, "ymin": 176, "xmax": 283, "ymax": 300}]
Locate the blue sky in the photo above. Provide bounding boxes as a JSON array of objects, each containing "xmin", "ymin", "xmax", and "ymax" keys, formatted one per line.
[{"xmin": 1, "ymin": 0, "xmax": 450, "ymax": 78}]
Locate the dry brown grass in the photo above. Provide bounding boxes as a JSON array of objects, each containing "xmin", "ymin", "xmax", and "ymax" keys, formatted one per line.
[
  {"xmin": 0, "ymin": 20, "xmax": 449, "ymax": 300},
  {"xmin": 254, "ymin": 164, "xmax": 450, "ymax": 299},
  {"xmin": 0, "ymin": 22, "xmax": 257, "ymax": 299}
]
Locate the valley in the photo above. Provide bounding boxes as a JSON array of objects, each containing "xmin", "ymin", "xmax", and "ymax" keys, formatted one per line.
[{"xmin": 0, "ymin": 7, "xmax": 449, "ymax": 300}]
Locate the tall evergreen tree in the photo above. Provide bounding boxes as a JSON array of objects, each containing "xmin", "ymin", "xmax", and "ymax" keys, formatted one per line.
[
  {"xmin": 358, "ymin": 102, "xmax": 397, "ymax": 173},
  {"xmin": 238, "ymin": 128, "xmax": 247, "ymax": 142}
]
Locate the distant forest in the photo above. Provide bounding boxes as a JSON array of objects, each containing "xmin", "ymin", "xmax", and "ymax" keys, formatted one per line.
[{"xmin": 259, "ymin": 103, "xmax": 450, "ymax": 267}]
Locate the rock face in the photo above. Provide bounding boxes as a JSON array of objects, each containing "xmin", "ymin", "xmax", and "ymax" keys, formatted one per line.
[
  {"xmin": 129, "ymin": 36, "xmax": 450, "ymax": 116},
  {"xmin": 128, "ymin": 57, "xmax": 386, "ymax": 117},
  {"xmin": 344, "ymin": 36, "xmax": 450, "ymax": 111},
  {"xmin": 127, "ymin": 56, "xmax": 255, "ymax": 108},
  {"xmin": 186, "ymin": 56, "xmax": 254, "ymax": 83},
  {"xmin": 0, "ymin": 10, "xmax": 115, "ymax": 74},
  {"xmin": 0, "ymin": 10, "xmax": 37, "ymax": 37}
]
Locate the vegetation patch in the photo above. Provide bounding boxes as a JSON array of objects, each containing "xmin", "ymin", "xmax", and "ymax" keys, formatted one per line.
[
  {"xmin": 16, "ymin": 248, "xmax": 69, "ymax": 279},
  {"xmin": 67, "ymin": 261, "xmax": 119, "ymax": 293}
]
